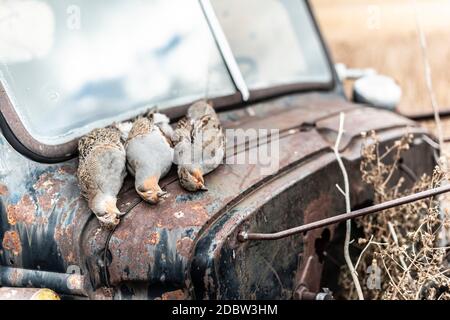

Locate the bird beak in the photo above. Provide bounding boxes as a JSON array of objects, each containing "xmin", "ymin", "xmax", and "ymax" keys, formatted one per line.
[
  {"xmin": 192, "ymin": 169, "xmax": 207, "ymax": 191},
  {"xmin": 137, "ymin": 189, "xmax": 160, "ymax": 204},
  {"xmin": 139, "ymin": 176, "xmax": 164, "ymax": 204},
  {"xmin": 97, "ymin": 211, "xmax": 120, "ymax": 230},
  {"xmin": 105, "ymin": 199, "xmax": 123, "ymax": 216},
  {"xmin": 157, "ymin": 190, "xmax": 168, "ymax": 199}
]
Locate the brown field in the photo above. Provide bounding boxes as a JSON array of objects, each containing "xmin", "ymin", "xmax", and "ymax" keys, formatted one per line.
[{"xmin": 311, "ymin": 0, "xmax": 450, "ymax": 138}]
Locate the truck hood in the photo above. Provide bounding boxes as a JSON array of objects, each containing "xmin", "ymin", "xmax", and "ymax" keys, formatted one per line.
[
  {"xmin": 0, "ymin": 92, "xmax": 416, "ymax": 298},
  {"xmin": 82, "ymin": 92, "xmax": 415, "ymax": 294}
]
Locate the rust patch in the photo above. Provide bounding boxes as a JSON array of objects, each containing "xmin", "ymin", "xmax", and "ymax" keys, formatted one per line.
[
  {"xmin": 53, "ymin": 226, "xmax": 76, "ymax": 265},
  {"xmin": 57, "ymin": 165, "xmax": 76, "ymax": 175},
  {"xmin": 67, "ymin": 274, "xmax": 84, "ymax": 291},
  {"xmin": 33, "ymin": 173, "xmax": 63, "ymax": 192},
  {"xmin": 161, "ymin": 289, "xmax": 186, "ymax": 300},
  {"xmin": 37, "ymin": 196, "xmax": 54, "ymax": 212},
  {"xmin": 8, "ymin": 268, "xmax": 23, "ymax": 285},
  {"xmin": 57, "ymin": 197, "xmax": 68, "ymax": 209},
  {"xmin": 303, "ymin": 194, "xmax": 335, "ymax": 252},
  {"xmin": 33, "ymin": 173, "xmax": 65, "ymax": 212},
  {"xmin": 316, "ymin": 107, "xmax": 414, "ymax": 151},
  {"xmin": 146, "ymin": 232, "xmax": 160, "ymax": 245},
  {"xmin": 295, "ymin": 193, "xmax": 335, "ymax": 293},
  {"xmin": 176, "ymin": 237, "xmax": 194, "ymax": 259},
  {"xmin": 2, "ymin": 231, "xmax": 22, "ymax": 255},
  {"xmin": 53, "ymin": 200, "xmax": 87, "ymax": 266},
  {"xmin": 0, "ymin": 184, "xmax": 8, "ymax": 196},
  {"xmin": 6, "ymin": 195, "xmax": 36, "ymax": 225},
  {"xmin": 90, "ymin": 288, "xmax": 114, "ymax": 300}
]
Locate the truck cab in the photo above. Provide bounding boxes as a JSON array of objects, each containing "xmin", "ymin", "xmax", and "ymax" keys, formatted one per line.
[{"xmin": 0, "ymin": 0, "xmax": 435, "ymax": 299}]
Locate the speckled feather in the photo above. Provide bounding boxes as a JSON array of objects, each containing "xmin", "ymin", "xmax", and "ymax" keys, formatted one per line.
[
  {"xmin": 77, "ymin": 127, "xmax": 126, "ymax": 201},
  {"xmin": 172, "ymin": 117, "xmax": 192, "ymax": 146},
  {"xmin": 125, "ymin": 114, "xmax": 174, "ymax": 203},
  {"xmin": 126, "ymin": 114, "xmax": 172, "ymax": 147},
  {"xmin": 173, "ymin": 101, "xmax": 225, "ymax": 178},
  {"xmin": 125, "ymin": 117, "xmax": 152, "ymax": 143}
]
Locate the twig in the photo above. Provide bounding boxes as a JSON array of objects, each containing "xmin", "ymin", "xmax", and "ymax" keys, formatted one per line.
[
  {"xmin": 412, "ymin": 2, "xmax": 449, "ymax": 248},
  {"xmin": 387, "ymin": 222, "xmax": 413, "ymax": 281},
  {"xmin": 412, "ymin": 0, "xmax": 445, "ymax": 156},
  {"xmin": 336, "ymin": 184, "xmax": 346, "ymax": 197},
  {"xmin": 381, "ymin": 258, "xmax": 408, "ymax": 300},
  {"xmin": 355, "ymin": 235, "xmax": 374, "ymax": 270},
  {"xmin": 334, "ymin": 112, "xmax": 364, "ymax": 300}
]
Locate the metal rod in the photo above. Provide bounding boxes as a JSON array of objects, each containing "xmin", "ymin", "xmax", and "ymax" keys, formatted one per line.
[
  {"xmin": 238, "ymin": 184, "xmax": 450, "ymax": 242},
  {"xmin": 0, "ymin": 266, "xmax": 87, "ymax": 296}
]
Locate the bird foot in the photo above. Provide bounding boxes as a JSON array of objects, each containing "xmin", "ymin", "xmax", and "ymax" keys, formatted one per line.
[
  {"xmin": 97, "ymin": 212, "xmax": 120, "ymax": 230},
  {"xmin": 115, "ymin": 210, "xmax": 127, "ymax": 217},
  {"xmin": 158, "ymin": 191, "xmax": 169, "ymax": 199}
]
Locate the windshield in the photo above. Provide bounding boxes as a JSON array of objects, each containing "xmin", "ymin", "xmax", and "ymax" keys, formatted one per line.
[
  {"xmin": 0, "ymin": 0, "xmax": 235, "ymax": 143},
  {"xmin": 211, "ymin": 0, "xmax": 332, "ymax": 90},
  {"xmin": 0, "ymin": 0, "xmax": 332, "ymax": 145}
]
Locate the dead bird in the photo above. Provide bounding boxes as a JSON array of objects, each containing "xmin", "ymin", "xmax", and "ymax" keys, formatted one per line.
[
  {"xmin": 172, "ymin": 101, "xmax": 224, "ymax": 192},
  {"xmin": 77, "ymin": 127, "xmax": 127, "ymax": 229},
  {"xmin": 125, "ymin": 112, "xmax": 174, "ymax": 204},
  {"xmin": 114, "ymin": 121, "xmax": 134, "ymax": 142}
]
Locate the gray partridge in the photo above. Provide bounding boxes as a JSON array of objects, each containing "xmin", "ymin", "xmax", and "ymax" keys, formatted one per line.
[
  {"xmin": 125, "ymin": 113, "xmax": 174, "ymax": 204},
  {"xmin": 77, "ymin": 127, "xmax": 127, "ymax": 229},
  {"xmin": 173, "ymin": 101, "xmax": 224, "ymax": 192},
  {"xmin": 114, "ymin": 121, "xmax": 133, "ymax": 142}
]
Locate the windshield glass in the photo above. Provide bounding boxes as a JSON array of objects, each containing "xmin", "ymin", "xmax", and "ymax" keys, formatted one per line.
[
  {"xmin": 0, "ymin": 0, "xmax": 333, "ymax": 146},
  {"xmin": 0, "ymin": 0, "xmax": 235, "ymax": 143},
  {"xmin": 210, "ymin": 0, "xmax": 332, "ymax": 89}
]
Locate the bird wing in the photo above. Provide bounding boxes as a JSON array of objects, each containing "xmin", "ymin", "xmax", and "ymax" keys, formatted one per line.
[
  {"xmin": 78, "ymin": 146, "xmax": 127, "ymax": 200},
  {"xmin": 95, "ymin": 147, "xmax": 127, "ymax": 196},
  {"xmin": 112, "ymin": 121, "xmax": 133, "ymax": 142},
  {"xmin": 192, "ymin": 114, "xmax": 223, "ymax": 151},
  {"xmin": 77, "ymin": 157, "xmax": 96, "ymax": 200},
  {"xmin": 78, "ymin": 127, "xmax": 126, "ymax": 200},
  {"xmin": 152, "ymin": 113, "xmax": 174, "ymax": 147},
  {"xmin": 191, "ymin": 114, "xmax": 225, "ymax": 174},
  {"xmin": 126, "ymin": 117, "xmax": 153, "ymax": 144},
  {"xmin": 172, "ymin": 117, "xmax": 192, "ymax": 146},
  {"xmin": 79, "ymin": 127, "xmax": 123, "ymax": 160},
  {"xmin": 172, "ymin": 117, "xmax": 193, "ymax": 167}
]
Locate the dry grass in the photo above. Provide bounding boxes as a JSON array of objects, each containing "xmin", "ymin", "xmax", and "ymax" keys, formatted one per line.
[
  {"xmin": 311, "ymin": 0, "xmax": 450, "ymax": 152},
  {"xmin": 310, "ymin": 1, "xmax": 450, "ymax": 299},
  {"xmin": 339, "ymin": 132, "xmax": 450, "ymax": 300},
  {"xmin": 311, "ymin": 0, "xmax": 450, "ymax": 116}
]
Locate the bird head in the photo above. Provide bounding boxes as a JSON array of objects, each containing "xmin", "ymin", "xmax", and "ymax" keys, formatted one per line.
[
  {"xmin": 137, "ymin": 176, "xmax": 167, "ymax": 204},
  {"xmin": 90, "ymin": 193, "xmax": 121, "ymax": 227},
  {"xmin": 179, "ymin": 167, "xmax": 207, "ymax": 192},
  {"xmin": 187, "ymin": 101, "xmax": 215, "ymax": 119}
]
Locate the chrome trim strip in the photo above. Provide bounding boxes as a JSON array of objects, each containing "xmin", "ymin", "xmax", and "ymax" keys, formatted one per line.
[{"xmin": 199, "ymin": 0, "xmax": 250, "ymax": 101}]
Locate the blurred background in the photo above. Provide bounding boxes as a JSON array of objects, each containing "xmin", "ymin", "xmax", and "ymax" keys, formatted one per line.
[{"xmin": 311, "ymin": 0, "xmax": 450, "ymax": 141}]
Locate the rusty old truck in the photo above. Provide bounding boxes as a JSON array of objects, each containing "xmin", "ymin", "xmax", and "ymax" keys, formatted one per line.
[{"xmin": 0, "ymin": 0, "xmax": 436, "ymax": 299}]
